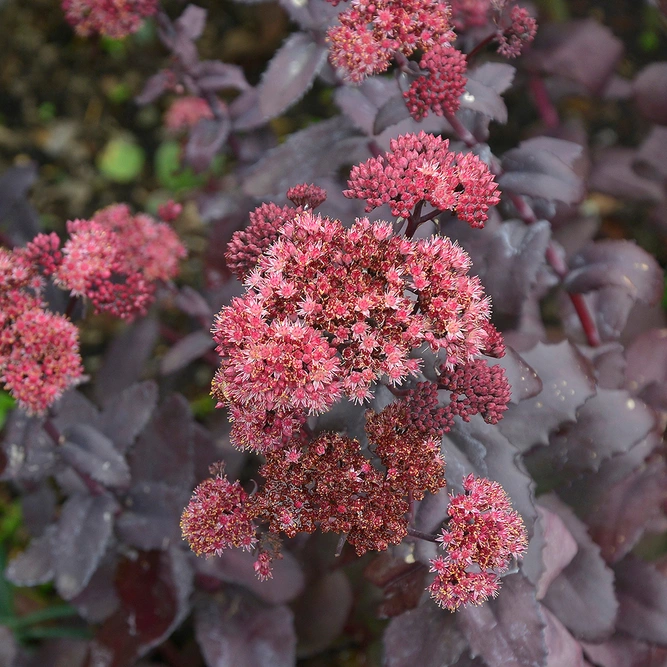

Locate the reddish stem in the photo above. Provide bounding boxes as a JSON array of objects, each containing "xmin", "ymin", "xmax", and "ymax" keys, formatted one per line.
[
  {"xmin": 529, "ymin": 75, "xmax": 559, "ymax": 129},
  {"xmin": 406, "ymin": 527, "xmax": 439, "ymax": 543}
]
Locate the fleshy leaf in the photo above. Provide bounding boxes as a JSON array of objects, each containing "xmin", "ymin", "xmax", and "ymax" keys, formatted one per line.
[
  {"xmin": 525, "ymin": 389, "xmax": 655, "ymax": 483},
  {"xmin": 54, "ymin": 493, "xmax": 117, "ymax": 600},
  {"xmin": 195, "ymin": 594, "xmax": 296, "ymax": 667},
  {"xmin": 0, "ymin": 412, "xmax": 56, "ymax": 482},
  {"xmin": 539, "ymin": 495, "xmax": 618, "ymax": 642},
  {"xmin": 91, "ymin": 548, "xmax": 193, "ymax": 665},
  {"xmin": 586, "ymin": 459, "xmax": 667, "ymax": 563},
  {"xmin": 384, "ymin": 603, "xmax": 471, "ymax": 667},
  {"xmin": 70, "ymin": 551, "xmax": 120, "ymax": 623},
  {"xmin": 541, "ymin": 606, "xmax": 586, "ymax": 667},
  {"xmin": 243, "ymin": 116, "xmax": 366, "ymax": 197},
  {"xmin": 522, "ymin": 506, "xmax": 578, "ymax": 600},
  {"xmin": 487, "ymin": 346, "xmax": 542, "ymax": 405},
  {"xmin": 135, "ymin": 70, "xmax": 172, "ymax": 105},
  {"xmin": 175, "ymin": 4, "xmax": 207, "ymax": 41},
  {"xmin": 582, "ymin": 636, "xmax": 667, "ymax": 666},
  {"xmin": 194, "ymin": 60, "xmax": 250, "ymax": 93},
  {"xmin": 292, "ymin": 570, "xmax": 353, "ymax": 657},
  {"xmin": 634, "ymin": 62, "xmax": 667, "ymax": 125},
  {"xmin": 460, "ymin": 63, "xmax": 516, "ymax": 123},
  {"xmin": 257, "ymin": 33, "xmax": 327, "ymax": 121},
  {"xmin": 532, "ymin": 19, "xmax": 623, "ymax": 94},
  {"xmin": 499, "ymin": 138, "xmax": 585, "ymax": 205},
  {"xmin": 160, "ymin": 331, "xmax": 215, "ymax": 375},
  {"xmin": 94, "ymin": 316, "xmax": 159, "ymax": 407},
  {"xmin": 195, "ymin": 547, "xmax": 305, "ymax": 604},
  {"xmin": 373, "ymin": 95, "xmax": 412, "ymax": 135},
  {"xmin": 457, "ymin": 573, "xmax": 547, "ymax": 667},
  {"xmin": 60, "ymin": 424, "xmax": 130, "ymax": 489},
  {"xmin": 97, "ymin": 381, "xmax": 158, "ymax": 453},
  {"xmin": 185, "ymin": 116, "xmax": 230, "ymax": 173},
  {"xmin": 614, "ymin": 555, "xmax": 667, "ymax": 645},
  {"xmin": 565, "ymin": 240, "xmax": 663, "ymax": 304},
  {"xmin": 498, "ymin": 341, "xmax": 596, "ymax": 452},
  {"xmin": 5, "ymin": 525, "xmax": 57, "ymax": 587},
  {"xmin": 127, "ymin": 394, "xmax": 195, "ymax": 492}
]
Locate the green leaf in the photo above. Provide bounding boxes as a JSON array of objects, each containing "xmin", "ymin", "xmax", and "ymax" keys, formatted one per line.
[
  {"xmin": 0, "ymin": 391, "xmax": 15, "ymax": 430},
  {"xmin": 1, "ymin": 605, "xmax": 79, "ymax": 630},
  {"xmin": 98, "ymin": 137, "xmax": 145, "ymax": 183},
  {"xmin": 0, "ymin": 546, "xmax": 14, "ymax": 617},
  {"xmin": 155, "ymin": 141, "xmax": 207, "ymax": 192}
]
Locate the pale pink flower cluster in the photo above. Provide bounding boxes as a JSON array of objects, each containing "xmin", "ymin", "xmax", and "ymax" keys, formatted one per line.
[
  {"xmin": 496, "ymin": 5, "xmax": 537, "ymax": 58},
  {"xmin": 328, "ymin": 0, "xmax": 454, "ymax": 83},
  {"xmin": 212, "ymin": 210, "xmax": 492, "ymax": 451},
  {"xmin": 449, "ymin": 0, "xmax": 492, "ymax": 31},
  {"xmin": 62, "ymin": 0, "xmax": 158, "ymax": 39},
  {"xmin": 429, "ymin": 474, "xmax": 528, "ymax": 610},
  {"xmin": 0, "ymin": 250, "xmax": 83, "ymax": 415},
  {"xmin": 54, "ymin": 204, "xmax": 186, "ymax": 320},
  {"xmin": 345, "ymin": 131, "xmax": 500, "ymax": 228}
]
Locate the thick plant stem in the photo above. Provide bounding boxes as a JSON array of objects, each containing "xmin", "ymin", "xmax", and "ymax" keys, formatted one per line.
[{"xmin": 406, "ymin": 527, "xmax": 439, "ymax": 543}]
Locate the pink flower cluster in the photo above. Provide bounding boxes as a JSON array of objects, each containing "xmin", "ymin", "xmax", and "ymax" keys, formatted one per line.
[
  {"xmin": 328, "ymin": 0, "xmax": 454, "ymax": 83},
  {"xmin": 449, "ymin": 0, "xmax": 491, "ymax": 31},
  {"xmin": 345, "ymin": 131, "xmax": 500, "ymax": 228},
  {"xmin": 404, "ymin": 44, "xmax": 468, "ymax": 120},
  {"xmin": 225, "ymin": 184, "xmax": 328, "ymax": 281},
  {"xmin": 212, "ymin": 210, "xmax": 492, "ymax": 451},
  {"xmin": 164, "ymin": 97, "xmax": 214, "ymax": 132},
  {"xmin": 429, "ymin": 474, "xmax": 528, "ymax": 610},
  {"xmin": 0, "ymin": 249, "xmax": 82, "ymax": 415},
  {"xmin": 48, "ymin": 204, "xmax": 185, "ymax": 321},
  {"xmin": 62, "ymin": 0, "xmax": 158, "ymax": 39}
]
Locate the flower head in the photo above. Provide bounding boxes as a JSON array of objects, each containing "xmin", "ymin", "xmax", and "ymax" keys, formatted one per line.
[
  {"xmin": 165, "ymin": 97, "xmax": 214, "ymax": 132},
  {"xmin": 62, "ymin": 0, "xmax": 158, "ymax": 39}
]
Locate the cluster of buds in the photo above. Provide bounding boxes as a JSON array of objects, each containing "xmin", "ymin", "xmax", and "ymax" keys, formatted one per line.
[
  {"xmin": 61, "ymin": 0, "xmax": 159, "ymax": 39},
  {"xmin": 429, "ymin": 475, "xmax": 528, "ymax": 610},
  {"xmin": 181, "ymin": 136, "xmax": 525, "ymax": 609},
  {"xmin": 0, "ymin": 203, "xmax": 184, "ymax": 414}
]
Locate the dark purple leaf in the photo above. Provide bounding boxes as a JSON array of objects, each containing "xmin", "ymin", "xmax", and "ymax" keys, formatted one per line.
[
  {"xmin": 614, "ymin": 555, "xmax": 667, "ymax": 645},
  {"xmin": 533, "ymin": 19, "xmax": 623, "ymax": 94},
  {"xmin": 579, "ymin": 342, "xmax": 626, "ymax": 390},
  {"xmin": 635, "ymin": 125, "xmax": 667, "ymax": 181},
  {"xmin": 135, "ymin": 70, "xmax": 172, "ymax": 105},
  {"xmin": 229, "ymin": 89, "xmax": 265, "ymax": 131},
  {"xmin": 625, "ymin": 328, "xmax": 667, "ymax": 394},
  {"xmin": 20, "ymin": 482, "xmax": 57, "ymax": 536},
  {"xmin": 60, "ymin": 424, "xmax": 130, "ymax": 489},
  {"xmin": 91, "ymin": 548, "xmax": 193, "ymax": 665},
  {"xmin": 384, "ymin": 603, "xmax": 471, "ymax": 667},
  {"xmin": 479, "ymin": 219, "xmax": 551, "ymax": 316},
  {"xmin": 565, "ymin": 240, "xmax": 663, "ymax": 304},
  {"xmin": 582, "ymin": 636, "xmax": 667, "ymax": 667},
  {"xmin": 277, "ymin": 0, "xmax": 342, "ymax": 30},
  {"xmin": 195, "ymin": 594, "xmax": 296, "ymax": 667},
  {"xmin": 97, "ymin": 381, "xmax": 158, "ymax": 453},
  {"xmin": 128, "ymin": 394, "xmax": 194, "ymax": 491},
  {"xmin": 54, "ymin": 493, "xmax": 117, "ymax": 600},
  {"xmin": 0, "ymin": 627, "xmax": 19, "ymax": 667},
  {"xmin": 364, "ymin": 550, "xmax": 429, "ymax": 618},
  {"xmin": 160, "ymin": 331, "xmax": 214, "ymax": 375},
  {"xmin": 116, "ymin": 482, "xmax": 186, "ymax": 549},
  {"xmin": 522, "ymin": 506, "xmax": 578, "ymax": 600},
  {"xmin": 487, "ymin": 346, "xmax": 542, "ymax": 404},
  {"xmin": 185, "ymin": 117, "xmax": 230, "ymax": 173},
  {"xmin": 292, "ymin": 570, "xmax": 353, "ymax": 657},
  {"xmin": 0, "ymin": 163, "xmax": 37, "ymax": 219},
  {"xmin": 586, "ymin": 459, "xmax": 667, "ymax": 563},
  {"xmin": 457, "ymin": 573, "xmax": 547, "ymax": 667},
  {"xmin": 195, "ymin": 547, "xmax": 305, "ymax": 604},
  {"xmin": 174, "ymin": 285, "xmax": 213, "ymax": 321},
  {"xmin": 525, "ymin": 389, "xmax": 655, "ymax": 482},
  {"xmin": 634, "ymin": 62, "xmax": 667, "ymax": 125},
  {"xmin": 194, "ymin": 60, "xmax": 250, "ymax": 93},
  {"xmin": 23, "ymin": 639, "xmax": 88, "ymax": 667},
  {"xmin": 5, "ymin": 525, "xmax": 56, "ymax": 586},
  {"xmin": 70, "ymin": 551, "xmax": 120, "ymax": 623},
  {"xmin": 499, "ymin": 138, "xmax": 585, "ymax": 205},
  {"xmin": 541, "ymin": 606, "xmax": 586, "ymax": 667},
  {"xmin": 0, "ymin": 412, "xmax": 56, "ymax": 482},
  {"xmin": 51, "ymin": 390, "xmax": 100, "ymax": 433},
  {"xmin": 175, "ymin": 4, "xmax": 207, "ymax": 41},
  {"xmin": 243, "ymin": 116, "xmax": 366, "ymax": 197},
  {"xmin": 94, "ymin": 316, "xmax": 159, "ymax": 407},
  {"xmin": 256, "ymin": 34, "xmax": 327, "ymax": 121},
  {"xmin": 373, "ymin": 94, "xmax": 411, "ymax": 135},
  {"xmin": 589, "ymin": 147, "xmax": 665, "ymax": 203},
  {"xmin": 539, "ymin": 495, "xmax": 618, "ymax": 642},
  {"xmin": 335, "ymin": 78, "xmax": 397, "ymax": 135},
  {"xmin": 459, "ymin": 63, "xmax": 516, "ymax": 123},
  {"xmin": 498, "ymin": 341, "xmax": 596, "ymax": 452}
]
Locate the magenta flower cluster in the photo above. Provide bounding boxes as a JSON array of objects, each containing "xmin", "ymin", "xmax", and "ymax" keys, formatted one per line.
[{"xmin": 61, "ymin": 0, "xmax": 158, "ymax": 39}]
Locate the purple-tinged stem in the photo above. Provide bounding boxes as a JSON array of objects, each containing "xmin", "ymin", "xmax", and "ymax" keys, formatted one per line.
[
  {"xmin": 406, "ymin": 527, "xmax": 439, "ymax": 543},
  {"xmin": 529, "ymin": 75, "xmax": 559, "ymax": 129}
]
